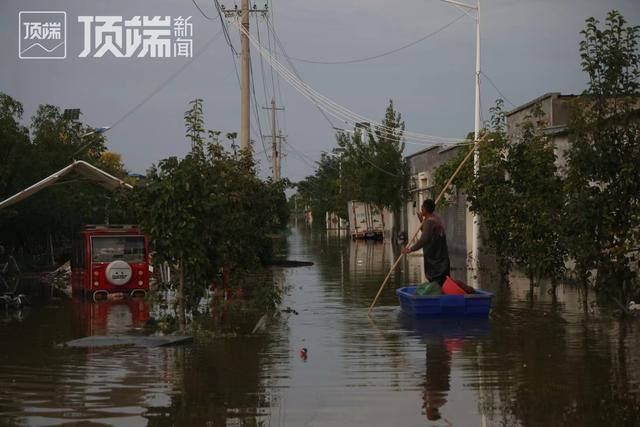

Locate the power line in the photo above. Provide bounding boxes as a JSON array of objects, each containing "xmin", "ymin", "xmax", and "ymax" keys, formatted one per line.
[
  {"xmin": 265, "ymin": 0, "xmax": 278, "ymax": 105},
  {"xmin": 236, "ymin": 18, "xmax": 465, "ymax": 145},
  {"xmin": 286, "ymin": 140, "xmax": 320, "ymax": 171},
  {"xmin": 264, "ymin": 16, "xmax": 337, "ymax": 130},
  {"xmin": 267, "ymin": 2, "xmax": 286, "ymax": 132},
  {"xmin": 191, "ymin": 0, "xmax": 217, "ymax": 20},
  {"xmin": 284, "ymin": 13, "xmax": 466, "ymax": 65},
  {"xmin": 481, "ymin": 71, "xmax": 517, "ymax": 108},
  {"xmin": 213, "ymin": 0, "xmax": 237, "ymax": 54},
  {"xmin": 109, "ymin": 29, "xmax": 224, "ymax": 132},
  {"xmin": 249, "ymin": 58, "xmax": 269, "ymax": 159},
  {"xmin": 254, "ymin": 13, "xmax": 271, "ymax": 107}
]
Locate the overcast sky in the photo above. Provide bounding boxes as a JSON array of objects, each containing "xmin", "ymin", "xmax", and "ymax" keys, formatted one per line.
[{"xmin": 1, "ymin": 0, "xmax": 639, "ymax": 182}]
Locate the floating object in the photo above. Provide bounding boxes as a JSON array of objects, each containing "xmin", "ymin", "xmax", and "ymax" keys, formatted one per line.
[
  {"xmin": 281, "ymin": 306, "xmax": 299, "ymax": 315},
  {"xmin": 299, "ymin": 347, "xmax": 308, "ymax": 361},
  {"xmin": 269, "ymin": 259, "xmax": 314, "ymax": 268},
  {"xmin": 251, "ymin": 314, "xmax": 269, "ymax": 334},
  {"xmin": 65, "ymin": 335, "xmax": 193, "ymax": 348},
  {"xmin": 396, "ymin": 286, "xmax": 493, "ymax": 317}
]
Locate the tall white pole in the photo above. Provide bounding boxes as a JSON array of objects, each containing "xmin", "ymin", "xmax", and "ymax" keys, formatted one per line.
[{"xmin": 471, "ymin": 0, "xmax": 481, "ymax": 287}]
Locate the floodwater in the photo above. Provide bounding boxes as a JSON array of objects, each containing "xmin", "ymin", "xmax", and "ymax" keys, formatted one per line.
[{"xmin": 1, "ymin": 226, "xmax": 640, "ymax": 426}]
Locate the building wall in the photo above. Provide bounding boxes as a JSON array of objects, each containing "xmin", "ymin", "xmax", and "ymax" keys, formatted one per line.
[
  {"xmin": 506, "ymin": 92, "xmax": 576, "ymax": 172},
  {"xmin": 402, "ymin": 145, "xmax": 473, "ymax": 282}
]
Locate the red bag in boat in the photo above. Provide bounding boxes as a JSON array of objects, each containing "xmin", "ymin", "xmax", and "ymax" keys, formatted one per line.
[
  {"xmin": 453, "ymin": 278, "xmax": 475, "ymax": 294},
  {"xmin": 442, "ymin": 276, "xmax": 466, "ymax": 295}
]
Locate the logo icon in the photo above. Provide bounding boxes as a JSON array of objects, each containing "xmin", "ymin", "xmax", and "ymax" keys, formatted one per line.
[{"xmin": 19, "ymin": 11, "xmax": 66, "ymax": 59}]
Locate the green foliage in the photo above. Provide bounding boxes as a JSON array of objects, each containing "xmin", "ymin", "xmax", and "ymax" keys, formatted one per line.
[
  {"xmin": 430, "ymin": 10, "xmax": 640, "ymax": 299},
  {"xmin": 339, "ymin": 101, "xmax": 409, "ymax": 211},
  {"xmin": 0, "ymin": 93, "xmax": 113, "ymax": 267},
  {"xmin": 128, "ymin": 99, "xmax": 288, "ymax": 312},
  {"xmin": 496, "ymin": 106, "xmax": 565, "ymax": 284},
  {"xmin": 564, "ymin": 10, "xmax": 640, "ymax": 300},
  {"xmin": 432, "ymin": 100, "xmax": 566, "ymax": 284},
  {"xmin": 295, "ymin": 100, "xmax": 409, "ymax": 225},
  {"xmin": 296, "ymin": 152, "xmax": 344, "ymax": 223}
]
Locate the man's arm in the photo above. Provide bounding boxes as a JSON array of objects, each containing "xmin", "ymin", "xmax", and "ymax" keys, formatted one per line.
[{"xmin": 402, "ymin": 219, "xmax": 434, "ymax": 254}]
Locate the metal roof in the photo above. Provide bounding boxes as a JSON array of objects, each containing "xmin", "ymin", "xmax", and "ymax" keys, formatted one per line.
[{"xmin": 0, "ymin": 160, "xmax": 132, "ymax": 210}]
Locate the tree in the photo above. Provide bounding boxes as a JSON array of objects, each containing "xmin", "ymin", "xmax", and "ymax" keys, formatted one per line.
[
  {"xmin": 564, "ymin": 10, "xmax": 640, "ymax": 302},
  {"xmin": 295, "ymin": 100, "xmax": 409, "ymax": 227},
  {"xmin": 0, "ymin": 94, "xmax": 112, "ymax": 268},
  {"xmin": 338, "ymin": 100, "xmax": 409, "ymax": 212},
  {"xmin": 99, "ymin": 152, "xmax": 127, "ymax": 178},
  {"xmin": 499, "ymin": 106, "xmax": 565, "ymax": 286},
  {"xmin": 296, "ymin": 152, "xmax": 344, "ymax": 222},
  {"xmin": 130, "ymin": 99, "xmax": 288, "ymax": 326},
  {"xmin": 432, "ymin": 100, "xmax": 566, "ymax": 286}
]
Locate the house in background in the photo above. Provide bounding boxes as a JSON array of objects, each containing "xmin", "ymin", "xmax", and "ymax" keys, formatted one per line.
[
  {"xmin": 399, "ymin": 144, "xmax": 473, "ymax": 283},
  {"xmin": 506, "ymin": 92, "xmax": 577, "ymax": 171},
  {"xmin": 397, "ymin": 92, "xmax": 578, "ymax": 284}
]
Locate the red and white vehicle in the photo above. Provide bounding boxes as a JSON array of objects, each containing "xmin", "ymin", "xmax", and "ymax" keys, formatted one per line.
[{"xmin": 71, "ymin": 225, "xmax": 150, "ymax": 299}]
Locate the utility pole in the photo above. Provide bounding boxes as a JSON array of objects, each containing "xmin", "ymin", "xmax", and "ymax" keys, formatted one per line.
[
  {"xmin": 262, "ymin": 99, "xmax": 284, "ymax": 180},
  {"xmin": 240, "ymin": 0, "xmax": 250, "ymax": 151},
  {"xmin": 277, "ymin": 129, "xmax": 286, "ymax": 180},
  {"xmin": 440, "ymin": 0, "xmax": 481, "ymax": 288},
  {"xmin": 221, "ymin": 2, "xmax": 268, "ymax": 153}
]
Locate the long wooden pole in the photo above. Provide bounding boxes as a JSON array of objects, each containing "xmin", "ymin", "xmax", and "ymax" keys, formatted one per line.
[{"xmin": 368, "ymin": 136, "xmax": 487, "ymax": 314}]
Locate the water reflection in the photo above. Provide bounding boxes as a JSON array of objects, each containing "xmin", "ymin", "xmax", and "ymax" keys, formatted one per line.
[
  {"xmin": 71, "ymin": 299, "xmax": 150, "ymax": 336},
  {"xmin": 401, "ymin": 316, "xmax": 490, "ymax": 423},
  {"xmin": 1, "ymin": 227, "xmax": 640, "ymax": 426}
]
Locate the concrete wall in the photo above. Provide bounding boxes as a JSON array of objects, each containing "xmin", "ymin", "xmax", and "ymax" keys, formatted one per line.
[
  {"xmin": 401, "ymin": 145, "xmax": 473, "ymax": 282},
  {"xmin": 506, "ymin": 92, "xmax": 576, "ymax": 172}
]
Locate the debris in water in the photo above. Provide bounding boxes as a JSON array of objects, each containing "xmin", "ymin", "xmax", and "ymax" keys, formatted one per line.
[
  {"xmin": 269, "ymin": 259, "xmax": 314, "ymax": 268},
  {"xmin": 251, "ymin": 314, "xmax": 269, "ymax": 334},
  {"xmin": 281, "ymin": 306, "xmax": 299, "ymax": 315},
  {"xmin": 65, "ymin": 335, "xmax": 193, "ymax": 348}
]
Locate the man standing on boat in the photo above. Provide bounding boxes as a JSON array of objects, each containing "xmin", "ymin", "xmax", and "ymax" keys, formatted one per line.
[{"xmin": 401, "ymin": 199, "xmax": 451, "ymax": 286}]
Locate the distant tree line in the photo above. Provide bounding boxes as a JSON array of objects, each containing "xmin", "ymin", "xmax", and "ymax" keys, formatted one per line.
[{"xmin": 294, "ymin": 100, "xmax": 409, "ymax": 225}]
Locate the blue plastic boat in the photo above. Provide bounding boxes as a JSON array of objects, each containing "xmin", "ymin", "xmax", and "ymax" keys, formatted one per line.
[{"xmin": 395, "ymin": 286, "xmax": 494, "ymax": 317}]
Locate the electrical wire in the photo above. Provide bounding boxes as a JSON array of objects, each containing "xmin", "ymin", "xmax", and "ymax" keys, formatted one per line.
[
  {"xmin": 481, "ymin": 71, "xmax": 517, "ymax": 108},
  {"xmin": 284, "ymin": 13, "xmax": 466, "ymax": 65},
  {"xmin": 109, "ymin": 29, "xmax": 224, "ymax": 132},
  {"xmin": 286, "ymin": 140, "xmax": 321, "ymax": 171},
  {"xmin": 213, "ymin": 0, "xmax": 237, "ymax": 54},
  {"xmin": 233, "ymin": 18, "xmax": 465, "ymax": 146},
  {"xmin": 266, "ymin": 0, "xmax": 279, "ymax": 106},
  {"xmin": 191, "ymin": 0, "xmax": 217, "ymax": 20},
  {"xmin": 267, "ymin": 1, "xmax": 286, "ymax": 132},
  {"xmin": 230, "ymin": 16, "xmax": 469, "ymax": 178},
  {"xmin": 254, "ymin": 13, "xmax": 272, "ymax": 106},
  {"xmin": 261, "ymin": 16, "xmax": 460, "ymax": 143},
  {"xmin": 264, "ymin": 16, "xmax": 337, "ymax": 130},
  {"xmin": 250, "ymin": 58, "xmax": 270, "ymax": 160}
]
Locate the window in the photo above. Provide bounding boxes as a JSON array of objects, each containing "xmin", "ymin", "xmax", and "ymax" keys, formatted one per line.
[{"xmin": 91, "ymin": 236, "xmax": 145, "ymax": 263}]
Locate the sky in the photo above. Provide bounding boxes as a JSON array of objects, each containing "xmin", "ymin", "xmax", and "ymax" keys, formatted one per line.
[{"xmin": 1, "ymin": 0, "xmax": 639, "ymax": 182}]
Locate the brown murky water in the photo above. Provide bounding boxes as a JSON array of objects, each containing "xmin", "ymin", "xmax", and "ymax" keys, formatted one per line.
[{"xmin": 1, "ymin": 227, "xmax": 640, "ymax": 426}]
